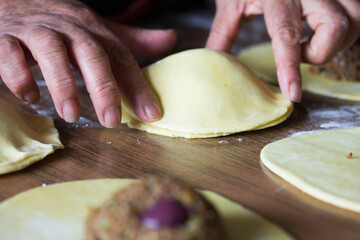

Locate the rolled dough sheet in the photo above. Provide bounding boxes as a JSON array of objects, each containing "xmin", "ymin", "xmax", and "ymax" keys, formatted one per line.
[
  {"xmin": 0, "ymin": 179, "xmax": 293, "ymax": 240},
  {"xmin": 0, "ymin": 99, "xmax": 63, "ymax": 174},
  {"xmin": 121, "ymin": 49, "xmax": 293, "ymax": 138},
  {"xmin": 261, "ymin": 128, "xmax": 360, "ymax": 213},
  {"xmin": 238, "ymin": 42, "xmax": 360, "ymax": 101}
]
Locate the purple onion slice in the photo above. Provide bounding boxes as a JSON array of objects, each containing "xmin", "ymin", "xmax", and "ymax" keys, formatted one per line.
[{"xmin": 140, "ymin": 198, "xmax": 189, "ymax": 230}]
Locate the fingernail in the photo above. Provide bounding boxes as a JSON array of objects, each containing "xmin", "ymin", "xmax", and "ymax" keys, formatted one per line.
[
  {"xmin": 23, "ymin": 91, "xmax": 39, "ymax": 104},
  {"xmin": 104, "ymin": 106, "xmax": 121, "ymax": 128},
  {"xmin": 62, "ymin": 100, "xmax": 79, "ymax": 123},
  {"xmin": 144, "ymin": 101, "xmax": 162, "ymax": 121},
  {"xmin": 290, "ymin": 81, "xmax": 302, "ymax": 103}
]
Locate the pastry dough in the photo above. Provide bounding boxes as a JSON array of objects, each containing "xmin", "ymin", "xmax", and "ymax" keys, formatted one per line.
[
  {"xmin": 0, "ymin": 99, "xmax": 63, "ymax": 174},
  {"xmin": 261, "ymin": 128, "xmax": 360, "ymax": 213},
  {"xmin": 121, "ymin": 49, "xmax": 293, "ymax": 138},
  {"xmin": 238, "ymin": 43, "xmax": 360, "ymax": 101},
  {"xmin": 0, "ymin": 179, "xmax": 293, "ymax": 240}
]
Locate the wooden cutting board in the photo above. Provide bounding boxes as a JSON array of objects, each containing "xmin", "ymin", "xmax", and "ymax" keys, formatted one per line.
[{"xmin": 0, "ymin": 8, "xmax": 359, "ymax": 240}]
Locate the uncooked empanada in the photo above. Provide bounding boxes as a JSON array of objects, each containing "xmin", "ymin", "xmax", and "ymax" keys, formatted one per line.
[
  {"xmin": 122, "ymin": 49, "xmax": 293, "ymax": 138},
  {"xmin": 0, "ymin": 99, "xmax": 63, "ymax": 174}
]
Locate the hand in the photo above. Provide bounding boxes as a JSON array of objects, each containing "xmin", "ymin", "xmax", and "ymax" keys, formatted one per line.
[
  {"xmin": 0, "ymin": 0, "xmax": 176, "ymax": 127},
  {"xmin": 206, "ymin": 0, "xmax": 360, "ymax": 102}
]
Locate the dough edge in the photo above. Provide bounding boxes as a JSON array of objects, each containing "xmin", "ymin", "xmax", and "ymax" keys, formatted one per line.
[
  {"xmin": 0, "ymin": 178, "xmax": 293, "ymax": 240},
  {"xmin": 121, "ymin": 48, "xmax": 293, "ymax": 138},
  {"xmin": 0, "ymin": 106, "xmax": 63, "ymax": 174},
  {"xmin": 238, "ymin": 42, "xmax": 360, "ymax": 101},
  {"xmin": 260, "ymin": 128, "xmax": 360, "ymax": 213}
]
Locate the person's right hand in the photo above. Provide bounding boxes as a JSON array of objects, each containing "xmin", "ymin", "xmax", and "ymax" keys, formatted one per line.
[
  {"xmin": 206, "ymin": 0, "xmax": 360, "ymax": 103},
  {"xmin": 0, "ymin": 0, "xmax": 176, "ymax": 127}
]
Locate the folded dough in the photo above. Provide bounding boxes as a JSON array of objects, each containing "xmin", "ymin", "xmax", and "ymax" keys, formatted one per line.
[
  {"xmin": 121, "ymin": 49, "xmax": 293, "ymax": 138},
  {"xmin": 0, "ymin": 179, "xmax": 293, "ymax": 240},
  {"xmin": 261, "ymin": 128, "xmax": 360, "ymax": 213},
  {"xmin": 238, "ymin": 42, "xmax": 360, "ymax": 101},
  {"xmin": 0, "ymin": 99, "xmax": 63, "ymax": 174}
]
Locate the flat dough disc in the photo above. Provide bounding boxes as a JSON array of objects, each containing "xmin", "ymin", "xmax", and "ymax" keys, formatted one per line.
[
  {"xmin": 121, "ymin": 49, "xmax": 293, "ymax": 138},
  {"xmin": 0, "ymin": 179, "xmax": 293, "ymax": 240},
  {"xmin": 0, "ymin": 99, "xmax": 63, "ymax": 174},
  {"xmin": 238, "ymin": 43, "xmax": 360, "ymax": 101},
  {"xmin": 261, "ymin": 128, "xmax": 360, "ymax": 213}
]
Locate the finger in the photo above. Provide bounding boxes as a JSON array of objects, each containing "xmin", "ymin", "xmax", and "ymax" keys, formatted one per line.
[
  {"xmin": 63, "ymin": 28, "xmax": 123, "ymax": 128},
  {"xmin": 106, "ymin": 22, "xmax": 177, "ymax": 61},
  {"xmin": 21, "ymin": 26, "xmax": 80, "ymax": 122},
  {"xmin": 264, "ymin": 0, "xmax": 302, "ymax": 102},
  {"xmin": 106, "ymin": 42, "xmax": 163, "ymax": 122},
  {"xmin": 0, "ymin": 34, "xmax": 39, "ymax": 103},
  {"xmin": 336, "ymin": 0, "xmax": 360, "ymax": 48},
  {"xmin": 206, "ymin": 0, "xmax": 244, "ymax": 52},
  {"xmin": 301, "ymin": 0, "xmax": 349, "ymax": 64},
  {"xmin": 90, "ymin": 23, "xmax": 163, "ymax": 122}
]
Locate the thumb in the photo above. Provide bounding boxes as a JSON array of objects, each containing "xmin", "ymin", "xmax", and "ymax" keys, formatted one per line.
[{"xmin": 106, "ymin": 22, "xmax": 177, "ymax": 61}]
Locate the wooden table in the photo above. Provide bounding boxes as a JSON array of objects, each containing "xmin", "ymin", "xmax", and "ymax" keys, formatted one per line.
[{"xmin": 1, "ymin": 5, "xmax": 360, "ymax": 240}]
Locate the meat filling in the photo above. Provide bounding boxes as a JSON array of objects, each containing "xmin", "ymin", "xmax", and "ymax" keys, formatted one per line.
[{"xmin": 308, "ymin": 43, "xmax": 360, "ymax": 82}]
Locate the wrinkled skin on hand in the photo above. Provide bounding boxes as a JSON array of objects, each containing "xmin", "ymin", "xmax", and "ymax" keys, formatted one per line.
[
  {"xmin": 206, "ymin": 0, "xmax": 360, "ymax": 102},
  {"xmin": 0, "ymin": 0, "xmax": 177, "ymax": 127}
]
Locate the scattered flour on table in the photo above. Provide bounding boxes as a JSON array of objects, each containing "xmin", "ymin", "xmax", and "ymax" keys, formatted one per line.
[
  {"xmin": 308, "ymin": 105, "xmax": 360, "ymax": 129},
  {"xmin": 69, "ymin": 117, "xmax": 101, "ymax": 128},
  {"xmin": 319, "ymin": 121, "xmax": 359, "ymax": 129},
  {"xmin": 28, "ymin": 103, "xmax": 101, "ymax": 128},
  {"xmin": 290, "ymin": 130, "xmax": 323, "ymax": 137},
  {"xmin": 286, "ymin": 104, "xmax": 360, "ymax": 137},
  {"xmin": 218, "ymin": 140, "xmax": 229, "ymax": 144},
  {"xmin": 29, "ymin": 104, "xmax": 57, "ymax": 115},
  {"xmin": 309, "ymin": 107, "xmax": 356, "ymax": 119}
]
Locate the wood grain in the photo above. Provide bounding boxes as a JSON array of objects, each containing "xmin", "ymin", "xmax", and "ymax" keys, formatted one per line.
[{"xmin": 0, "ymin": 6, "xmax": 360, "ymax": 240}]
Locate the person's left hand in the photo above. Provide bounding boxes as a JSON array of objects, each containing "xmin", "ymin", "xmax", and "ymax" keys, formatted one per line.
[{"xmin": 0, "ymin": 0, "xmax": 177, "ymax": 128}]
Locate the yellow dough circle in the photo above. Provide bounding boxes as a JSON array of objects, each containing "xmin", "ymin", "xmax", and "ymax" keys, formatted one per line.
[
  {"xmin": 121, "ymin": 49, "xmax": 293, "ymax": 138},
  {"xmin": 238, "ymin": 43, "xmax": 360, "ymax": 101},
  {"xmin": 0, "ymin": 99, "xmax": 63, "ymax": 174},
  {"xmin": 261, "ymin": 128, "xmax": 360, "ymax": 213},
  {"xmin": 0, "ymin": 179, "xmax": 293, "ymax": 240}
]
